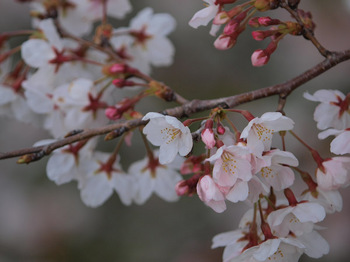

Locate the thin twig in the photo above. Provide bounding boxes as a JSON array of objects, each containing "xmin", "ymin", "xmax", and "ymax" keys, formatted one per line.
[{"xmin": 280, "ymin": 0, "xmax": 331, "ymax": 57}]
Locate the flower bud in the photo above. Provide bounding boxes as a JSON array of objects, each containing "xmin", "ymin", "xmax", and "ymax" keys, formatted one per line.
[
  {"xmin": 251, "ymin": 49, "xmax": 269, "ymax": 67},
  {"xmin": 217, "ymin": 123, "xmax": 226, "ymax": 135},
  {"xmin": 201, "ymin": 129, "xmax": 216, "ymax": 149},
  {"xmin": 112, "ymin": 79, "xmax": 136, "ymax": 88},
  {"xmin": 214, "ymin": 35, "xmax": 234, "ymax": 50}
]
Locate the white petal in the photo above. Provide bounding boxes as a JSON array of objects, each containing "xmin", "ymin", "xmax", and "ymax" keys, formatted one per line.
[
  {"xmin": 154, "ymin": 168, "xmax": 181, "ymax": 202},
  {"xmin": 46, "ymin": 153, "xmax": 76, "ymax": 185},
  {"xmin": 130, "ymin": 7, "xmax": 153, "ymax": 30},
  {"xmin": 159, "ymin": 140, "xmax": 179, "ymax": 164},
  {"xmin": 149, "ymin": 13, "xmax": 176, "ymax": 36},
  {"xmin": 189, "ymin": 5, "xmax": 218, "ymax": 29},
  {"xmin": 298, "ymin": 231, "xmax": 329, "ymax": 258},
  {"xmin": 147, "ymin": 37, "xmax": 175, "ymax": 66},
  {"xmin": 39, "ymin": 19, "xmax": 63, "ymax": 51},
  {"xmin": 225, "ymin": 180, "xmax": 249, "ymax": 203},
  {"xmin": 0, "ymin": 86, "xmax": 16, "ymax": 104},
  {"xmin": 292, "ymin": 202, "xmax": 325, "ymax": 223},
  {"xmin": 21, "ymin": 39, "xmax": 55, "ymax": 68},
  {"xmin": 330, "ymin": 131, "xmax": 350, "ymax": 155},
  {"xmin": 80, "ymin": 174, "xmax": 113, "ymax": 207},
  {"xmin": 318, "ymin": 128, "xmax": 341, "ymax": 140},
  {"xmin": 212, "ymin": 230, "xmax": 242, "ymax": 248}
]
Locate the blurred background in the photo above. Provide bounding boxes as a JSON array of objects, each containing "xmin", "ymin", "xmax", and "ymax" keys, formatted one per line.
[{"xmin": 0, "ymin": 0, "xmax": 350, "ymax": 261}]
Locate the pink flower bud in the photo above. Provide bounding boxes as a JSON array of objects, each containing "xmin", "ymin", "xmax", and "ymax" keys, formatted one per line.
[
  {"xmin": 175, "ymin": 181, "xmax": 190, "ymax": 196},
  {"xmin": 223, "ymin": 20, "xmax": 239, "ymax": 35},
  {"xmin": 217, "ymin": 123, "xmax": 226, "ymax": 135},
  {"xmin": 251, "ymin": 41, "xmax": 277, "ymax": 67},
  {"xmin": 109, "ymin": 63, "xmax": 128, "ymax": 74},
  {"xmin": 258, "ymin": 17, "xmax": 281, "ymax": 26},
  {"xmin": 105, "ymin": 106, "xmax": 122, "ymax": 120},
  {"xmin": 251, "ymin": 49, "xmax": 269, "ymax": 67},
  {"xmin": 213, "ymin": 11, "xmax": 231, "ymax": 25},
  {"xmin": 249, "ymin": 17, "xmax": 260, "ymax": 28},
  {"xmin": 214, "ymin": 35, "xmax": 235, "ymax": 50},
  {"xmin": 201, "ymin": 128, "xmax": 216, "ymax": 149}
]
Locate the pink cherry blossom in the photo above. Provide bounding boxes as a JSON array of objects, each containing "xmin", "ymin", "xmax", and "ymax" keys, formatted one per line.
[
  {"xmin": 206, "ymin": 144, "xmax": 252, "ymax": 187},
  {"xmin": 197, "ymin": 175, "xmax": 227, "ymax": 213}
]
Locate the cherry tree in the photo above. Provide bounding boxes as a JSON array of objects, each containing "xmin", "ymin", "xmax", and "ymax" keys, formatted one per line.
[{"xmin": 0, "ymin": 0, "xmax": 349, "ymax": 260}]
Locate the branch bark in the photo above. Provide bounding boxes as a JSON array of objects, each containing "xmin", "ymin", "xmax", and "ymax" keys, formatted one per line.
[{"xmin": 1, "ymin": 50, "xmax": 349, "ymax": 161}]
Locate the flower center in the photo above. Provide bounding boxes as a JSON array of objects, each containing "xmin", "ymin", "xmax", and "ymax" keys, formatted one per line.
[
  {"xmin": 222, "ymin": 151, "xmax": 237, "ymax": 175},
  {"xmin": 161, "ymin": 127, "xmax": 181, "ymax": 144},
  {"xmin": 254, "ymin": 124, "xmax": 274, "ymax": 142}
]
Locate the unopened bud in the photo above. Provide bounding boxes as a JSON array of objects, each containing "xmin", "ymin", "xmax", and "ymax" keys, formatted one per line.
[
  {"xmin": 175, "ymin": 181, "xmax": 190, "ymax": 196},
  {"xmin": 217, "ymin": 123, "xmax": 226, "ymax": 135},
  {"xmin": 112, "ymin": 78, "xmax": 136, "ymax": 88}
]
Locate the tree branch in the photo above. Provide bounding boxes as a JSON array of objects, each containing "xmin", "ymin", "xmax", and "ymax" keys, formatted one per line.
[{"xmin": 1, "ymin": 50, "xmax": 349, "ymax": 161}]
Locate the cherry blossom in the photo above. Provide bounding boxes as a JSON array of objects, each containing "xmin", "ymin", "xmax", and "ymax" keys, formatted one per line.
[
  {"xmin": 45, "ymin": 139, "xmax": 96, "ymax": 185},
  {"xmin": 30, "ymin": 0, "xmax": 132, "ymax": 36},
  {"xmin": 303, "ymin": 187, "xmax": 343, "ymax": 214},
  {"xmin": 318, "ymin": 128, "xmax": 350, "ymax": 155},
  {"xmin": 78, "ymin": 151, "xmax": 133, "ymax": 207},
  {"xmin": 142, "ymin": 112, "xmax": 193, "ymax": 164},
  {"xmin": 206, "ymin": 144, "xmax": 252, "ymax": 187},
  {"xmin": 316, "ymin": 157, "xmax": 350, "ymax": 191},
  {"xmin": 267, "ymin": 202, "xmax": 325, "ymax": 238},
  {"xmin": 197, "ymin": 175, "xmax": 226, "ymax": 213},
  {"xmin": 129, "ymin": 152, "xmax": 182, "ymax": 204},
  {"xmin": 110, "ymin": 8, "xmax": 176, "ymax": 74},
  {"xmin": 0, "ymin": 65, "xmax": 39, "ymax": 123},
  {"xmin": 189, "ymin": 0, "xmax": 221, "ymax": 36},
  {"xmin": 21, "ymin": 19, "xmax": 64, "ymax": 69},
  {"xmin": 304, "ymin": 89, "xmax": 350, "ymax": 130},
  {"xmin": 240, "ymin": 112, "xmax": 294, "ymax": 156},
  {"xmin": 257, "ymin": 149, "xmax": 299, "ymax": 191}
]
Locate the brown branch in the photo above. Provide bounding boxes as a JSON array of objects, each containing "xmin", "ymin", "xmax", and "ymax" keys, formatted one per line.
[{"xmin": 1, "ymin": 50, "xmax": 349, "ymax": 161}]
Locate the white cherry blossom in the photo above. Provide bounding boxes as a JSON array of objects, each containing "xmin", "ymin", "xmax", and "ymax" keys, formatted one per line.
[
  {"xmin": 21, "ymin": 19, "xmax": 64, "ymax": 68},
  {"xmin": 189, "ymin": 0, "xmax": 220, "ymax": 36},
  {"xmin": 303, "ymin": 187, "xmax": 343, "ymax": 214},
  {"xmin": 316, "ymin": 157, "xmax": 350, "ymax": 191},
  {"xmin": 30, "ymin": 0, "xmax": 132, "ymax": 36},
  {"xmin": 142, "ymin": 112, "xmax": 193, "ymax": 164},
  {"xmin": 111, "ymin": 8, "xmax": 176, "ymax": 74},
  {"xmin": 267, "ymin": 201, "xmax": 325, "ymax": 239},
  {"xmin": 304, "ymin": 89, "xmax": 350, "ymax": 130},
  {"xmin": 78, "ymin": 151, "xmax": 133, "ymax": 207},
  {"xmin": 129, "ymin": 153, "xmax": 182, "ymax": 204},
  {"xmin": 45, "ymin": 139, "xmax": 96, "ymax": 185},
  {"xmin": 240, "ymin": 112, "xmax": 294, "ymax": 156},
  {"xmin": 319, "ymin": 128, "xmax": 350, "ymax": 155},
  {"xmin": 257, "ymin": 149, "xmax": 298, "ymax": 191}
]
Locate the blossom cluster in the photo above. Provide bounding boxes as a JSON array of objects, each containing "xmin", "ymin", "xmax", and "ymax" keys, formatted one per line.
[{"xmin": 188, "ymin": 0, "xmax": 312, "ymax": 66}]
